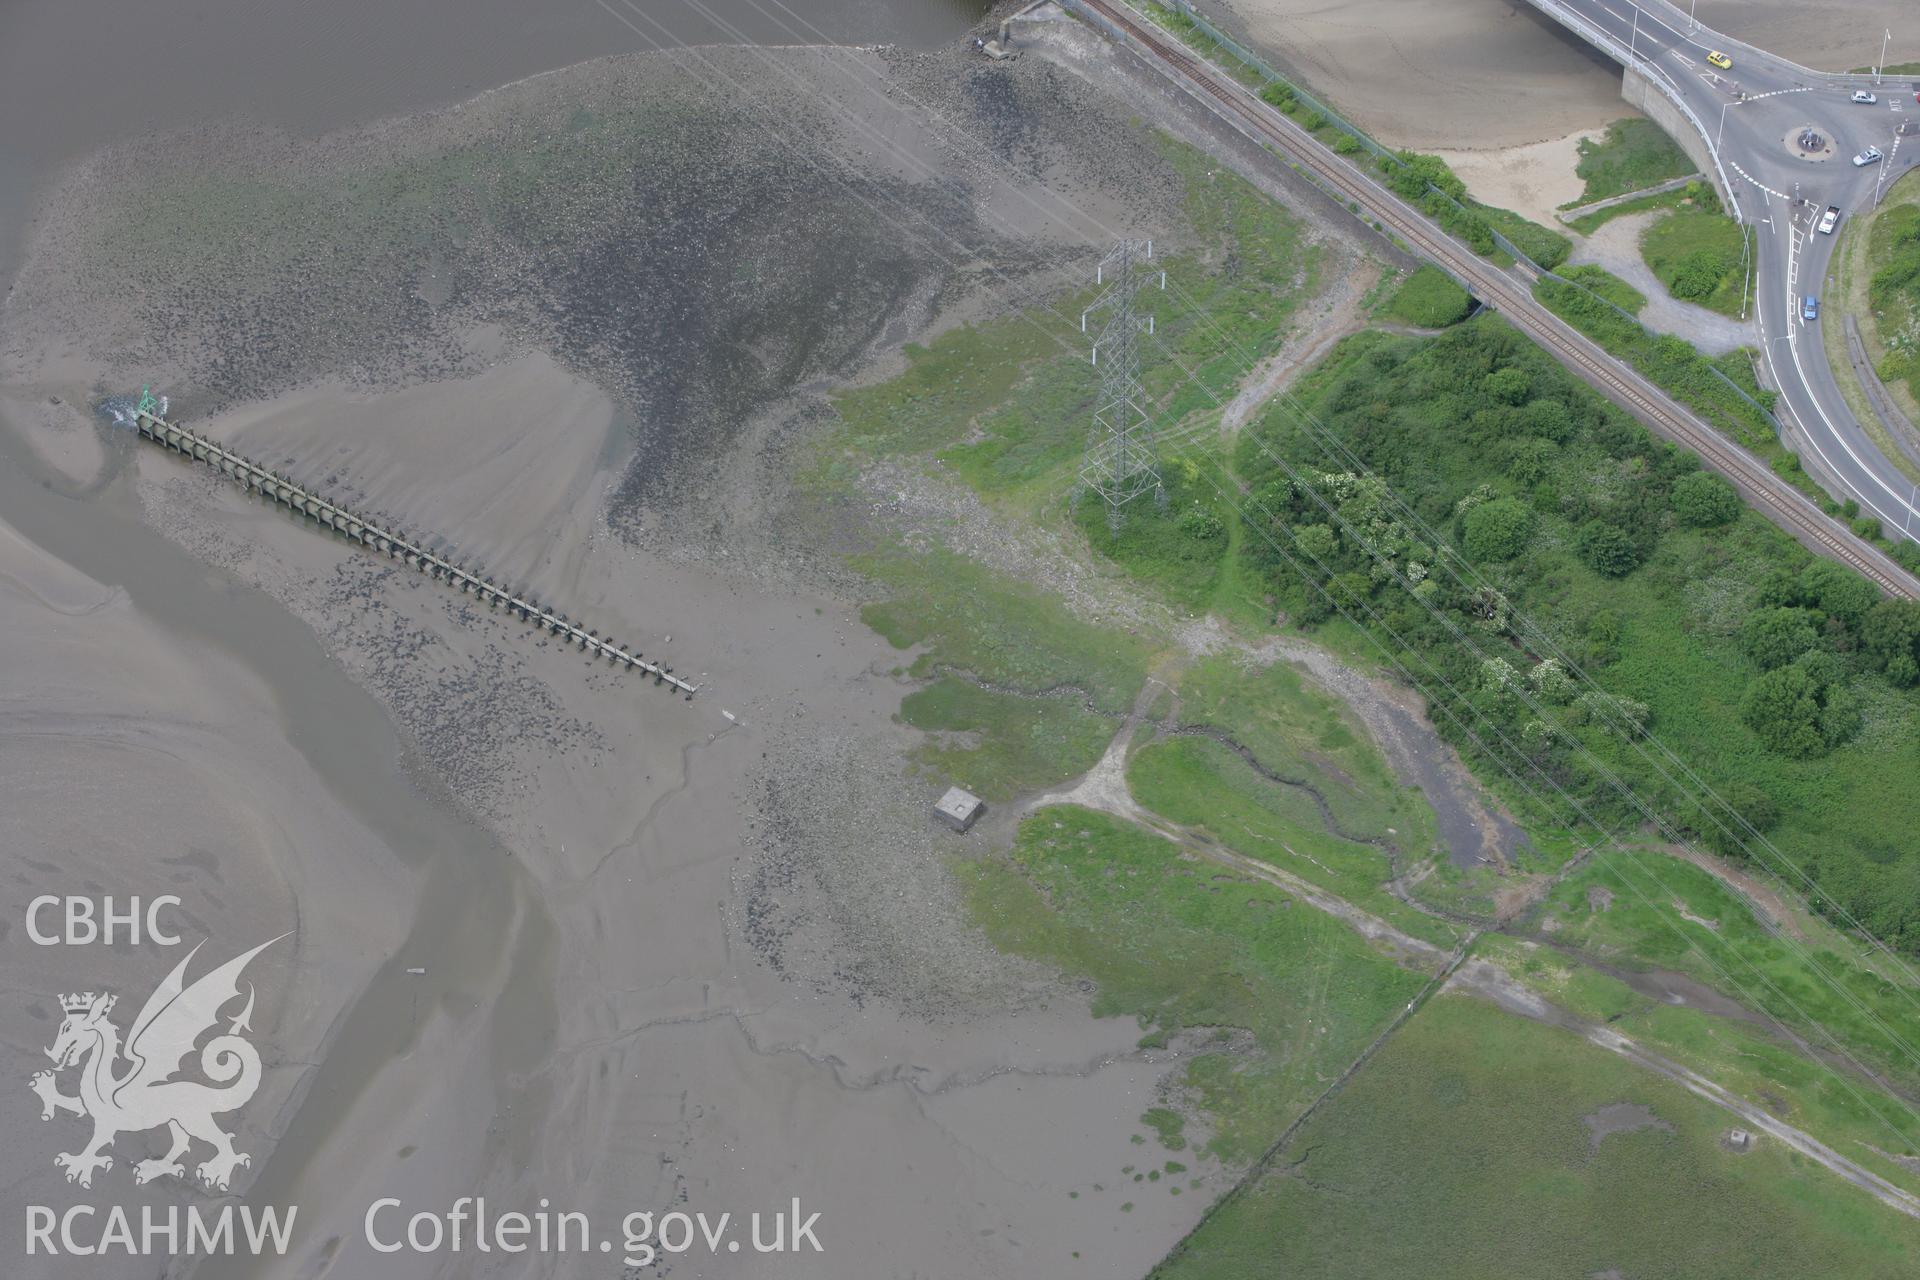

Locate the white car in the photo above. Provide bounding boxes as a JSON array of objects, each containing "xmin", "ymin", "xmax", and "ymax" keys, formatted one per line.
[
  {"xmin": 1854, "ymin": 145, "xmax": 1884, "ymax": 166},
  {"xmin": 1852, "ymin": 90, "xmax": 1879, "ymax": 105}
]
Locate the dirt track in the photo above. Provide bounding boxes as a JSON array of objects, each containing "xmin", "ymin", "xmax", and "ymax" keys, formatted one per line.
[{"xmin": 1449, "ymin": 957, "xmax": 1920, "ymax": 1220}]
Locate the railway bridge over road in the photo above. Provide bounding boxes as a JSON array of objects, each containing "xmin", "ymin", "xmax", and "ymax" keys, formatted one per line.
[{"xmin": 1519, "ymin": 0, "xmax": 1920, "ymax": 545}]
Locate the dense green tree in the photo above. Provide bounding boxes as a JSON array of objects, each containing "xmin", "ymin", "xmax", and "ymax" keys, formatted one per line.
[
  {"xmin": 1739, "ymin": 663, "xmax": 1828, "ymax": 757},
  {"xmin": 1385, "ymin": 150, "xmax": 1466, "ymax": 201},
  {"xmin": 1291, "ymin": 522, "xmax": 1340, "ymax": 565},
  {"xmin": 1738, "ymin": 606, "xmax": 1821, "ymax": 670},
  {"xmin": 1461, "ymin": 497, "xmax": 1534, "ymax": 562},
  {"xmin": 1754, "ymin": 566, "xmax": 1802, "ymax": 608},
  {"xmin": 1574, "ymin": 521, "xmax": 1641, "ymax": 576},
  {"xmin": 1671, "ymin": 471, "xmax": 1741, "ymax": 527},
  {"xmin": 1739, "ymin": 653, "xmax": 1860, "ymax": 757},
  {"xmin": 1863, "ymin": 599, "xmax": 1920, "ymax": 687},
  {"xmin": 1484, "ymin": 367, "xmax": 1531, "ymax": 405},
  {"xmin": 1798, "ymin": 559, "xmax": 1880, "ymax": 629},
  {"xmin": 1326, "ymin": 571, "xmax": 1373, "ymax": 614},
  {"xmin": 1501, "ymin": 436, "xmax": 1560, "ymax": 486},
  {"xmin": 1520, "ymin": 398, "xmax": 1574, "ymax": 442}
]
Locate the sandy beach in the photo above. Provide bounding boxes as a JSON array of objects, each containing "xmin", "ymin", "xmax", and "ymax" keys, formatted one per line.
[{"xmin": 1430, "ymin": 128, "xmax": 1602, "ymax": 224}]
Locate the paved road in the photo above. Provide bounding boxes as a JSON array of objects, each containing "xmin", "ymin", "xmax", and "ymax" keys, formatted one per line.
[
  {"xmin": 1529, "ymin": 0, "xmax": 1920, "ymax": 542},
  {"xmin": 1068, "ymin": 0, "xmax": 1920, "ymax": 598}
]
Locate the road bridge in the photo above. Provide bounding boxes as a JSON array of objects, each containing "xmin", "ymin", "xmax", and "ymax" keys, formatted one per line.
[
  {"xmin": 1059, "ymin": 0, "xmax": 1920, "ymax": 599},
  {"xmin": 1518, "ymin": 0, "xmax": 1920, "ymax": 543},
  {"xmin": 122, "ymin": 392, "xmax": 697, "ymax": 698}
]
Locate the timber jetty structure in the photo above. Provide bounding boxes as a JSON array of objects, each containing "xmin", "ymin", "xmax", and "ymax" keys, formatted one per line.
[{"xmin": 123, "ymin": 389, "xmax": 696, "ymax": 698}]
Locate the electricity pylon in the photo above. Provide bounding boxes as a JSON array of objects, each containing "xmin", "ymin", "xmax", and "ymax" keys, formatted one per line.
[{"xmin": 1079, "ymin": 239, "xmax": 1165, "ymax": 523}]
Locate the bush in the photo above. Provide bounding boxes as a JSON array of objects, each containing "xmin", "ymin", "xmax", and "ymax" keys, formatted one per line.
[
  {"xmin": 1258, "ymin": 82, "xmax": 1296, "ymax": 110},
  {"xmin": 1382, "ymin": 265, "xmax": 1472, "ymax": 328},
  {"xmin": 1863, "ymin": 599, "xmax": 1920, "ymax": 686},
  {"xmin": 1738, "ymin": 606, "xmax": 1821, "ymax": 670},
  {"xmin": 1462, "ymin": 497, "xmax": 1534, "ymax": 562},
  {"xmin": 1574, "ymin": 521, "xmax": 1641, "ymax": 576},
  {"xmin": 1668, "ymin": 248, "xmax": 1728, "ymax": 300},
  {"xmin": 1521, "ymin": 397, "xmax": 1575, "ymax": 443},
  {"xmin": 1798, "ymin": 559, "xmax": 1879, "ymax": 629},
  {"xmin": 1586, "ymin": 609, "xmax": 1623, "ymax": 665},
  {"xmin": 1671, "ymin": 470, "xmax": 1741, "ymax": 526},
  {"xmin": 1332, "ymin": 132, "xmax": 1364, "ymax": 157},
  {"xmin": 1739, "ymin": 654, "xmax": 1860, "ymax": 757},
  {"xmin": 1177, "ymin": 505, "xmax": 1226, "ymax": 541},
  {"xmin": 1697, "ymin": 781, "xmax": 1780, "ymax": 859},
  {"xmin": 1484, "ymin": 367, "xmax": 1531, "ymax": 405}
]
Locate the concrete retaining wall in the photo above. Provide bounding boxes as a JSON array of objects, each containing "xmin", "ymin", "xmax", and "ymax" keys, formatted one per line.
[{"xmin": 1621, "ymin": 64, "xmax": 1735, "ymax": 214}]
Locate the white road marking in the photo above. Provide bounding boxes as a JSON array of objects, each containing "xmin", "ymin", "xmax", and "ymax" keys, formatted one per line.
[
  {"xmin": 1727, "ymin": 156, "xmax": 1789, "ymax": 201},
  {"xmin": 1773, "ymin": 221, "xmax": 1920, "ymax": 534}
]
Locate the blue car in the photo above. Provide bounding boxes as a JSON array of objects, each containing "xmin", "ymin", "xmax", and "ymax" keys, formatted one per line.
[{"xmin": 1802, "ymin": 296, "xmax": 1819, "ymax": 322}]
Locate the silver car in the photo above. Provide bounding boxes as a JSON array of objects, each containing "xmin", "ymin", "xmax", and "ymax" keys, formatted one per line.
[
  {"xmin": 1854, "ymin": 145, "xmax": 1884, "ymax": 166},
  {"xmin": 1852, "ymin": 90, "xmax": 1879, "ymax": 104}
]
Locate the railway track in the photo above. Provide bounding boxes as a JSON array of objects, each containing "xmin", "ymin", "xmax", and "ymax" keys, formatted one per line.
[{"xmin": 1071, "ymin": 0, "xmax": 1920, "ymax": 600}]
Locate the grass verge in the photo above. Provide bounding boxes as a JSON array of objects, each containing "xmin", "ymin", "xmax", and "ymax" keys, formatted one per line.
[
  {"xmin": 1568, "ymin": 119, "xmax": 1695, "ymax": 206},
  {"xmin": 1153, "ymin": 991, "xmax": 1920, "ymax": 1279},
  {"xmin": 1379, "ymin": 265, "xmax": 1472, "ymax": 328},
  {"xmin": 963, "ymin": 807, "xmax": 1425, "ymax": 1164},
  {"xmin": 1641, "ymin": 204, "xmax": 1751, "ymax": 319}
]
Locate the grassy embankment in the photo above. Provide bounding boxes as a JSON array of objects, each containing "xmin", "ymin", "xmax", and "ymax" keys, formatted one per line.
[
  {"xmin": 1126, "ymin": 654, "xmax": 1460, "ymax": 948},
  {"xmin": 1565, "ymin": 185, "xmax": 1691, "ymax": 235},
  {"xmin": 1378, "ymin": 265, "xmax": 1471, "ymax": 329},
  {"xmin": 1640, "ymin": 202, "xmax": 1751, "ymax": 319},
  {"xmin": 1234, "ymin": 320, "xmax": 1920, "ymax": 1062},
  {"xmin": 1479, "ymin": 927, "xmax": 1920, "ymax": 1203},
  {"xmin": 1821, "ymin": 169, "xmax": 1920, "ymax": 487},
  {"xmin": 829, "ymin": 136, "xmax": 1462, "ymax": 1179},
  {"xmin": 1153, "ymin": 992, "xmax": 1920, "ymax": 1280},
  {"xmin": 1555, "ymin": 263, "xmax": 1647, "ymax": 314},
  {"xmin": 829, "ymin": 131, "xmax": 1920, "ymax": 1242},
  {"xmin": 964, "ymin": 810, "xmax": 1425, "ymax": 1166},
  {"xmin": 1566, "ymin": 118, "xmax": 1695, "ymax": 207},
  {"xmin": 861, "ymin": 548, "xmax": 1146, "ymax": 802}
]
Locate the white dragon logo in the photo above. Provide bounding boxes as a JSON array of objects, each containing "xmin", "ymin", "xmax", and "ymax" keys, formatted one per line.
[{"xmin": 30, "ymin": 936, "xmax": 284, "ymax": 1191}]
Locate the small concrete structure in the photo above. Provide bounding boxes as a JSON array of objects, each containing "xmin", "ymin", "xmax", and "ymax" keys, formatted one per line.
[
  {"xmin": 934, "ymin": 786, "xmax": 985, "ymax": 833},
  {"xmin": 1727, "ymin": 1128, "xmax": 1752, "ymax": 1150}
]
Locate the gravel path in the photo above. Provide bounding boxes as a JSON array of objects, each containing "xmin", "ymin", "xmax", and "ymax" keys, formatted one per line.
[{"xmin": 1565, "ymin": 210, "xmax": 1756, "ymax": 356}]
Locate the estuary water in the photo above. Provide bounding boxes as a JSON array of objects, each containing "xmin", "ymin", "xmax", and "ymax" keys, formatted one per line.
[{"xmin": 0, "ymin": 0, "xmax": 989, "ymax": 288}]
